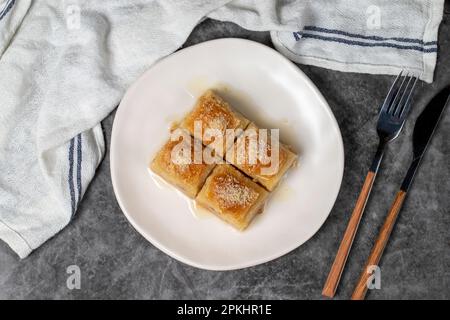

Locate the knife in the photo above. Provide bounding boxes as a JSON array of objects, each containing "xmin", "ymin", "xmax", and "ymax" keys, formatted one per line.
[{"xmin": 351, "ymin": 86, "xmax": 450, "ymax": 300}]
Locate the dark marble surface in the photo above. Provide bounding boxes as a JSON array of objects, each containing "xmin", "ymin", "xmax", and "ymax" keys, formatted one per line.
[{"xmin": 0, "ymin": 18, "xmax": 449, "ymax": 300}]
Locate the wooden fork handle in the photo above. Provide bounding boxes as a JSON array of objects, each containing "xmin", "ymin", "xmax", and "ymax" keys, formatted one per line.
[
  {"xmin": 351, "ymin": 190, "xmax": 407, "ymax": 300},
  {"xmin": 322, "ymin": 171, "xmax": 376, "ymax": 298}
]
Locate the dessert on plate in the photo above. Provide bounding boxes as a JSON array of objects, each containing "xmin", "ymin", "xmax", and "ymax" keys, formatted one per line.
[
  {"xmin": 150, "ymin": 132, "xmax": 216, "ymax": 198},
  {"xmin": 150, "ymin": 89, "xmax": 297, "ymax": 230},
  {"xmin": 229, "ymin": 122, "xmax": 297, "ymax": 191},
  {"xmin": 196, "ymin": 164, "xmax": 269, "ymax": 230},
  {"xmin": 179, "ymin": 89, "xmax": 249, "ymax": 157}
]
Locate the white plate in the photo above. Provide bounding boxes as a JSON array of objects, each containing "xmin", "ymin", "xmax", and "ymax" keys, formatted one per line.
[{"xmin": 111, "ymin": 38, "xmax": 344, "ymax": 271}]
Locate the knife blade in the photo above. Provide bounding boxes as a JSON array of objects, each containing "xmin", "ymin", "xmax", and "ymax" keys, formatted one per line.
[
  {"xmin": 401, "ymin": 85, "xmax": 450, "ymax": 191},
  {"xmin": 351, "ymin": 86, "xmax": 450, "ymax": 300}
]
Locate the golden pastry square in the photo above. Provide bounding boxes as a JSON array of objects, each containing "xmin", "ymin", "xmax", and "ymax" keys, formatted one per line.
[
  {"xmin": 228, "ymin": 123, "xmax": 297, "ymax": 191},
  {"xmin": 196, "ymin": 164, "xmax": 269, "ymax": 230},
  {"xmin": 180, "ymin": 89, "xmax": 250, "ymax": 157},
  {"xmin": 150, "ymin": 133, "xmax": 217, "ymax": 198}
]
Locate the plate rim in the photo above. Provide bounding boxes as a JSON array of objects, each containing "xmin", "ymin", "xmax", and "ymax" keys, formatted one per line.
[{"xmin": 110, "ymin": 38, "xmax": 345, "ymax": 271}]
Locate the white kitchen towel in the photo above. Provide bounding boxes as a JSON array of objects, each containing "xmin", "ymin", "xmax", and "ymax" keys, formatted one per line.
[{"xmin": 0, "ymin": 0, "xmax": 444, "ymax": 258}]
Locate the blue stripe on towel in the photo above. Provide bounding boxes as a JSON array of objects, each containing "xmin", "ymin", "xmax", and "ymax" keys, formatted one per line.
[
  {"xmin": 293, "ymin": 32, "xmax": 437, "ymax": 53},
  {"xmin": 0, "ymin": 0, "xmax": 15, "ymax": 21},
  {"xmin": 303, "ymin": 26, "xmax": 437, "ymax": 46},
  {"xmin": 76, "ymin": 133, "xmax": 82, "ymax": 208},
  {"xmin": 68, "ymin": 138, "xmax": 76, "ymax": 217}
]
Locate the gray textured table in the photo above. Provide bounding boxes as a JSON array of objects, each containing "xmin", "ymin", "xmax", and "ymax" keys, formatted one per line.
[{"xmin": 1, "ymin": 18, "xmax": 449, "ymax": 300}]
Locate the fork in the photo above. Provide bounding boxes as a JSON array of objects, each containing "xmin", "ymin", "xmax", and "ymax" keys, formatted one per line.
[{"xmin": 322, "ymin": 71, "xmax": 418, "ymax": 298}]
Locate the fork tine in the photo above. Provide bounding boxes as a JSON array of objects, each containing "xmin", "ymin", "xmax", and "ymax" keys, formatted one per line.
[
  {"xmin": 394, "ymin": 74, "xmax": 414, "ymax": 117},
  {"xmin": 380, "ymin": 70, "xmax": 403, "ymax": 114},
  {"xmin": 388, "ymin": 71, "xmax": 409, "ymax": 115},
  {"xmin": 399, "ymin": 75, "xmax": 419, "ymax": 119}
]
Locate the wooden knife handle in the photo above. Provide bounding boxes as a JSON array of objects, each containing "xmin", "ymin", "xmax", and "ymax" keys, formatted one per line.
[
  {"xmin": 351, "ymin": 190, "xmax": 407, "ymax": 300},
  {"xmin": 322, "ymin": 171, "xmax": 376, "ymax": 298}
]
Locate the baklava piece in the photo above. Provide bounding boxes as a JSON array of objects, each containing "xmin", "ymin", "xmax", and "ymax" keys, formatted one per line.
[
  {"xmin": 196, "ymin": 164, "xmax": 269, "ymax": 230},
  {"xmin": 150, "ymin": 133, "xmax": 216, "ymax": 198},
  {"xmin": 180, "ymin": 90, "xmax": 250, "ymax": 156},
  {"xmin": 229, "ymin": 123, "xmax": 297, "ymax": 191}
]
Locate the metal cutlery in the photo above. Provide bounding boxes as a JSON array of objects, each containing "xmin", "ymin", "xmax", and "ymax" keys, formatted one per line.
[
  {"xmin": 322, "ymin": 71, "xmax": 418, "ymax": 298},
  {"xmin": 351, "ymin": 86, "xmax": 450, "ymax": 300}
]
